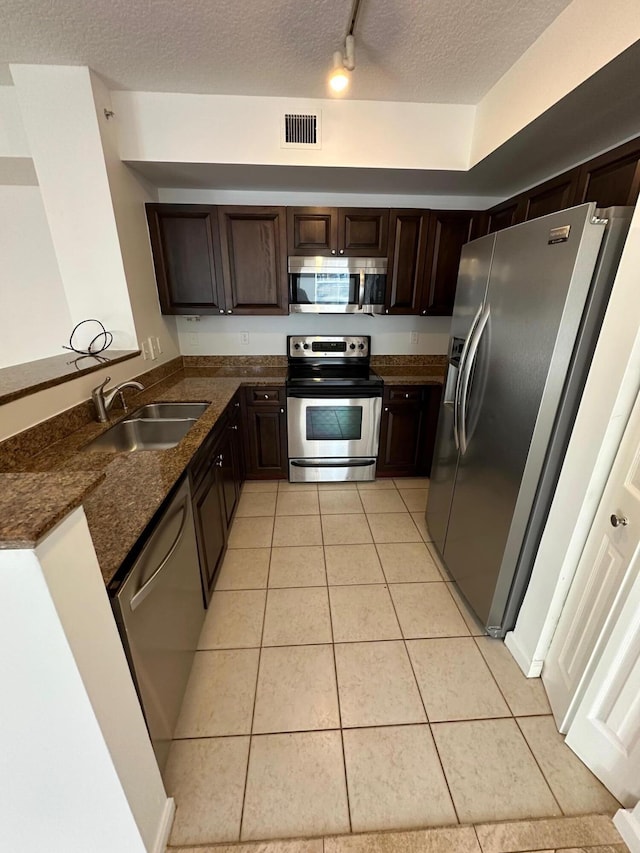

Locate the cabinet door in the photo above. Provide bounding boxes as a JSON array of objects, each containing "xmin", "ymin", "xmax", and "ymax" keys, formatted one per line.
[
  {"xmin": 417, "ymin": 385, "xmax": 443, "ymax": 476},
  {"xmin": 378, "ymin": 401, "xmax": 425, "ymax": 476},
  {"xmin": 218, "ymin": 206, "xmax": 288, "ymax": 314},
  {"xmin": 486, "ymin": 199, "xmax": 525, "ymax": 234},
  {"xmin": 386, "ymin": 210, "xmax": 429, "ymax": 314},
  {"xmin": 192, "ymin": 459, "xmax": 226, "ymax": 603},
  {"xmin": 287, "ymin": 207, "xmax": 337, "ymax": 255},
  {"xmin": 243, "ymin": 394, "xmax": 287, "ymax": 479},
  {"xmin": 421, "ymin": 211, "xmax": 476, "ymax": 316},
  {"xmin": 146, "ymin": 204, "xmax": 224, "ymax": 314},
  {"xmin": 338, "ymin": 208, "xmax": 389, "ymax": 256},
  {"xmin": 574, "ymin": 138, "xmax": 640, "ymax": 208},
  {"xmin": 522, "ymin": 169, "xmax": 580, "ymax": 221}
]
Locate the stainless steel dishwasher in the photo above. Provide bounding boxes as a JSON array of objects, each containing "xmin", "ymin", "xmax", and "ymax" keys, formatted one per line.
[{"xmin": 112, "ymin": 476, "xmax": 204, "ymax": 773}]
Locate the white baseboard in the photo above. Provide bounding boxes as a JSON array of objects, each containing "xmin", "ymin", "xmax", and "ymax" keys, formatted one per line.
[
  {"xmin": 614, "ymin": 807, "xmax": 640, "ymax": 853},
  {"xmin": 153, "ymin": 797, "xmax": 175, "ymax": 853},
  {"xmin": 505, "ymin": 631, "xmax": 543, "ymax": 677}
]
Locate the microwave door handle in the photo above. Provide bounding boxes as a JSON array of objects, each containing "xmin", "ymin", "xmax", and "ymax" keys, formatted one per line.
[{"xmin": 358, "ymin": 270, "xmax": 365, "ymax": 310}]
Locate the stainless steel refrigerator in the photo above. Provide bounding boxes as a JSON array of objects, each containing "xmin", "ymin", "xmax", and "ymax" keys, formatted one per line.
[{"xmin": 426, "ymin": 203, "xmax": 632, "ymax": 637}]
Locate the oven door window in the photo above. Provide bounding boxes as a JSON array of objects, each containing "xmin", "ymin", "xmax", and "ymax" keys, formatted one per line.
[
  {"xmin": 306, "ymin": 406, "xmax": 363, "ymax": 441},
  {"xmin": 291, "ymin": 272, "xmax": 359, "ymax": 305}
]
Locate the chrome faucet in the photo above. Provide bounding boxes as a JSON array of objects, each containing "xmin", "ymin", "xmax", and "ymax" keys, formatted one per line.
[{"xmin": 91, "ymin": 376, "xmax": 145, "ymax": 423}]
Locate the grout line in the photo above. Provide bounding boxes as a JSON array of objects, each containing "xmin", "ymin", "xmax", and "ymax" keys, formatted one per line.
[
  {"xmin": 198, "ymin": 631, "xmax": 480, "ymax": 653},
  {"xmin": 513, "ymin": 714, "xmax": 565, "ymax": 816},
  {"xmin": 472, "ymin": 635, "xmax": 517, "ymax": 717}
]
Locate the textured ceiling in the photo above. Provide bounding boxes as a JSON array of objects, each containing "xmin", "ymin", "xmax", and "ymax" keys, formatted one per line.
[{"xmin": 0, "ymin": 0, "xmax": 572, "ymax": 103}]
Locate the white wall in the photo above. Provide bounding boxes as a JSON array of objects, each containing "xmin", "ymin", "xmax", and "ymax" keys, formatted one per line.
[
  {"xmin": 114, "ymin": 91, "xmax": 475, "ymax": 171},
  {"xmin": 0, "ymin": 185, "xmax": 71, "ymax": 367},
  {"xmin": 471, "ymin": 0, "xmax": 640, "ymax": 165},
  {"xmin": 0, "ymin": 84, "xmax": 29, "ymax": 156},
  {"xmin": 0, "ymin": 508, "xmax": 171, "ymax": 852}
]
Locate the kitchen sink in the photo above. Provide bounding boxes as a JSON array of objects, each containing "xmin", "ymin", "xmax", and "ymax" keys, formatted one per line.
[
  {"xmin": 82, "ymin": 418, "xmax": 197, "ymax": 453},
  {"xmin": 129, "ymin": 402, "xmax": 210, "ymax": 420}
]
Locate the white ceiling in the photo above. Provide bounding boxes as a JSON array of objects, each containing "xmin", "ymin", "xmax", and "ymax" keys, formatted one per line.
[{"xmin": 0, "ymin": 0, "xmax": 572, "ymax": 103}]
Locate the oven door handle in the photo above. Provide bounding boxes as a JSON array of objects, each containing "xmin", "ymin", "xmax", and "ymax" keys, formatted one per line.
[
  {"xmin": 290, "ymin": 458, "xmax": 376, "ymax": 468},
  {"xmin": 286, "ymin": 390, "xmax": 382, "ymax": 399}
]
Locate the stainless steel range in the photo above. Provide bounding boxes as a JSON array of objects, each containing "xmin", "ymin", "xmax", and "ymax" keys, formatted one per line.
[{"xmin": 286, "ymin": 335, "xmax": 383, "ymax": 482}]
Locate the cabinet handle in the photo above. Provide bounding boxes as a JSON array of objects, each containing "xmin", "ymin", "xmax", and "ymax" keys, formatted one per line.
[
  {"xmin": 234, "ymin": 402, "xmax": 240, "ymax": 407},
  {"xmin": 280, "ymin": 408, "xmax": 285, "ymax": 413},
  {"xmin": 385, "ymin": 309, "xmax": 389, "ymax": 314},
  {"xmin": 331, "ymin": 249, "xmax": 336, "ymax": 255},
  {"xmin": 384, "ymin": 407, "xmax": 389, "ymax": 412},
  {"xmin": 227, "ymin": 310, "xmax": 233, "ymax": 314},
  {"xmin": 230, "ymin": 425, "xmax": 238, "ymax": 430},
  {"xmin": 405, "ymin": 393, "xmax": 410, "ymax": 399},
  {"xmin": 339, "ymin": 249, "xmax": 344, "ymax": 254},
  {"xmin": 216, "ymin": 454, "xmax": 224, "ymax": 467},
  {"xmin": 422, "ymin": 310, "xmax": 427, "ymax": 315},
  {"xmin": 219, "ymin": 309, "xmax": 224, "ymax": 314},
  {"xmin": 263, "ymin": 394, "xmax": 269, "ymax": 399}
]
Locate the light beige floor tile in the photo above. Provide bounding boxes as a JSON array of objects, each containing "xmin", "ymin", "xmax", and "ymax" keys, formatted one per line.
[
  {"xmin": 476, "ymin": 637, "xmax": 551, "ymax": 715},
  {"xmin": 324, "ymin": 825, "xmax": 481, "ymax": 853},
  {"xmin": 474, "ymin": 814, "xmax": 624, "ymax": 853},
  {"xmin": 517, "ymin": 715, "xmax": 620, "ymax": 815},
  {"xmin": 241, "ymin": 731, "xmax": 349, "ymax": 840},
  {"xmin": 399, "ymin": 488, "xmax": 428, "ymax": 512},
  {"xmin": 334, "ymin": 640, "xmax": 426, "ymax": 727},
  {"xmin": 324, "ymin": 543, "xmax": 385, "ymax": 585},
  {"xmin": 228, "ymin": 516, "xmax": 274, "ymax": 549},
  {"xmin": 236, "ymin": 491, "xmax": 277, "ymax": 517},
  {"xmin": 262, "ymin": 587, "xmax": 332, "ymax": 646},
  {"xmin": 343, "ymin": 724, "xmax": 457, "ymax": 831},
  {"xmin": 276, "ymin": 490, "xmax": 320, "ymax": 516},
  {"xmin": 446, "ymin": 581, "xmax": 487, "ymax": 635},
  {"xmin": 359, "ymin": 489, "xmax": 407, "ymax": 514},
  {"xmin": 198, "ymin": 590, "xmax": 266, "ymax": 649},
  {"xmin": 367, "ymin": 513, "xmax": 422, "ymax": 543},
  {"xmin": 357, "ymin": 479, "xmax": 397, "ymax": 490},
  {"xmin": 376, "ymin": 542, "xmax": 441, "ymax": 583},
  {"xmin": 278, "ymin": 481, "xmax": 318, "ymax": 492},
  {"xmin": 407, "ymin": 637, "xmax": 510, "ymax": 721},
  {"xmin": 411, "ymin": 511, "xmax": 432, "ymax": 541},
  {"xmin": 174, "ymin": 649, "xmax": 259, "ymax": 737},
  {"xmin": 321, "ymin": 513, "xmax": 373, "ymax": 545},
  {"xmin": 268, "ymin": 546, "xmax": 326, "ymax": 588},
  {"xmin": 242, "ymin": 480, "xmax": 280, "ymax": 493},
  {"xmin": 432, "ymin": 718, "xmax": 561, "ymax": 823},
  {"xmin": 390, "ymin": 582, "xmax": 470, "ymax": 638},
  {"xmin": 178, "ymin": 843, "xmax": 324, "ymax": 853},
  {"xmin": 272, "ymin": 515, "xmax": 322, "ymax": 546},
  {"xmin": 394, "ymin": 477, "xmax": 430, "ymax": 489},
  {"xmin": 318, "ymin": 481, "xmax": 358, "ymax": 490},
  {"xmin": 253, "ymin": 644, "xmax": 340, "ymax": 733},
  {"xmin": 319, "ymin": 489, "xmax": 365, "ymax": 514},
  {"xmin": 426, "ymin": 541, "xmax": 451, "ymax": 580},
  {"xmin": 329, "ymin": 584, "xmax": 401, "ymax": 642},
  {"xmin": 165, "ymin": 736, "xmax": 249, "ymax": 845},
  {"xmin": 215, "ymin": 548, "xmax": 270, "ymax": 590}
]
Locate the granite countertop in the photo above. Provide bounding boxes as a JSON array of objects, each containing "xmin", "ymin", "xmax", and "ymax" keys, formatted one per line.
[{"xmin": 0, "ymin": 361, "xmax": 442, "ymax": 582}]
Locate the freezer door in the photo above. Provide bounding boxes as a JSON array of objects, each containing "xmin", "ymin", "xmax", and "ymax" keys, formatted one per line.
[
  {"xmin": 427, "ymin": 234, "xmax": 495, "ymax": 556},
  {"xmin": 443, "ymin": 204, "xmax": 606, "ymax": 634}
]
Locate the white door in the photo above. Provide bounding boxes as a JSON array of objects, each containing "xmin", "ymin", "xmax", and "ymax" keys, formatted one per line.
[{"xmin": 543, "ymin": 390, "xmax": 640, "ymax": 732}]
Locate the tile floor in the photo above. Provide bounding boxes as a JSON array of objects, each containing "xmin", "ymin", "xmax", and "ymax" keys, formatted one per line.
[{"xmin": 164, "ymin": 478, "xmax": 620, "ymax": 848}]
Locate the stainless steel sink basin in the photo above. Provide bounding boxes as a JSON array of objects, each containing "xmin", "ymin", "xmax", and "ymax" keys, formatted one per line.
[
  {"xmin": 129, "ymin": 402, "xmax": 209, "ymax": 420},
  {"xmin": 82, "ymin": 418, "xmax": 197, "ymax": 453}
]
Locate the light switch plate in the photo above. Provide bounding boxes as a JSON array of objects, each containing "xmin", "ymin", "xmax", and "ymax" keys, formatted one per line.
[
  {"xmin": 240, "ymin": 331, "xmax": 250, "ymax": 346},
  {"xmin": 410, "ymin": 331, "xmax": 419, "ymax": 345}
]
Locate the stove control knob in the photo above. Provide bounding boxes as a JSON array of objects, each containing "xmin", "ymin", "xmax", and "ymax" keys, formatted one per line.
[
  {"xmin": 349, "ymin": 343, "xmax": 356, "ymax": 350},
  {"xmin": 303, "ymin": 343, "xmax": 309, "ymax": 349},
  {"xmin": 358, "ymin": 342, "xmax": 365, "ymax": 350},
  {"xmin": 294, "ymin": 343, "xmax": 300, "ymax": 349}
]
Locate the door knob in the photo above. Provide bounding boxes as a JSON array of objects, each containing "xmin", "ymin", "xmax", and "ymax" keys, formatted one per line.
[{"xmin": 610, "ymin": 513, "xmax": 628, "ymax": 528}]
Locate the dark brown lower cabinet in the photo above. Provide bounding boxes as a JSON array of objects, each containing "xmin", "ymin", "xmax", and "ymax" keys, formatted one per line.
[
  {"xmin": 190, "ymin": 394, "xmax": 244, "ymax": 605},
  {"xmin": 242, "ymin": 387, "xmax": 288, "ymax": 480},
  {"xmin": 377, "ymin": 384, "xmax": 443, "ymax": 477}
]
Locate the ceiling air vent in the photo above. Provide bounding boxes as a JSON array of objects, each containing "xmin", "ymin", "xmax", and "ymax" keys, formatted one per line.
[{"xmin": 281, "ymin": 112, "xmax": 321, "ymax": 149}]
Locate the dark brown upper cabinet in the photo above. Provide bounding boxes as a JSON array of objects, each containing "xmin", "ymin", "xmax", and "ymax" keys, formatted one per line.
[
  {"xmin": 385, "ymin": 210, "xmax": 429, "ymax": 314},
  {"xmin": 287, "ymin": 207, "xmax": 388, "ymax": 257},
  {"xmin": 217, "ymin": 206, "xmax": 288, "ymax": 315},
  {"xmin": 486, "ymin": 199, "xmax": 525, "ymax": 234},
  {"xmin": 574, "ymin": 138, "xmax": 640, "ymax": 208},
  {"xmin": 146, "ymin": 204, "xmax": 224, "ymax": 314},
  {"xmin": 421, "ymin": 210, "xmax": 477, "ymax": 316},
  {"xmin": 521, "ymin": 170, "xmax": 580, "ymax": 222}
]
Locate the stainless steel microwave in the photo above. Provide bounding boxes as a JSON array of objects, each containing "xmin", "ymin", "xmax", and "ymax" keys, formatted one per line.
[{"xmin": 288, "ymin": 256, "xmax": 387, "ymax": 314}]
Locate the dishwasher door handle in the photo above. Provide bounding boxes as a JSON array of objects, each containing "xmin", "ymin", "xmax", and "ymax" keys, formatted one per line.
[{"xmin": 130, "ymin": 501, "xmax": 188, "ymax": 612}]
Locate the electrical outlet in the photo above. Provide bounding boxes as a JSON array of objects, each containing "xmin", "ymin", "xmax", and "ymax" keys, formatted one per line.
[
  {"xmin": 240, "ymin": 331, "xmax": 250, "ymax": 346},
  {"xmin": 141, "ymin": 341, "xmax": 150, "ymax": 360},
  {"xmin": 410, "ymin": 331, "xmax": 419, "ymax": 345},
  {"xmin": 187, "ymin": 333, "xmax": 199, "ymax": 351},
  {"xmin": 147, "ymin": 335, "xmax": 157, "ymax": 360},
  {"xmin": 155, "ymin": 336, "xmax": 162, "ymax": 354}
]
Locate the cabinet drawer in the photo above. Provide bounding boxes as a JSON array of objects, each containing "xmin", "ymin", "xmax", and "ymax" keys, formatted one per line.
[
  {"xmin": 247, "ymin": 387, "xmax": 283, "ymax": 404},
  {"xmin": 384, "ymin": 385, "xmax": 425, "ymax": 404}
]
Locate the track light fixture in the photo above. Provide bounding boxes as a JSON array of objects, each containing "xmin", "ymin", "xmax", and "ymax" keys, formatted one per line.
[{"xmin": 328, "ymin": 0, "xmax": 362, "ymax": 95}]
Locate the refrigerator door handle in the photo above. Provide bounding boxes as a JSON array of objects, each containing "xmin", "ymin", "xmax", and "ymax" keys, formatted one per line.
[
  {"xmin": 454, "ymin": 304, "xmax": 484, "ymax": 450},
  {"xmin": 459, "ymin": 304, "xmax": 490, "ymax": 455}
]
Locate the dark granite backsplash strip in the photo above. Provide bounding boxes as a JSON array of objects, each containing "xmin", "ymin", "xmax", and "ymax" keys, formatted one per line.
[
  {"xmin": 0, "ymin": 356, "xmax": 184, "ymax": 472},
  {"xmin": 0, "ymin": 350, "xmax": 141, "ymax": 406},
  {"xmin": 371, "ymin": 355, "xmax": 448, "ymax": 367},
  {"xmin": 183, "ymin": 355, "xmax": 288, "ymax": 368}
]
